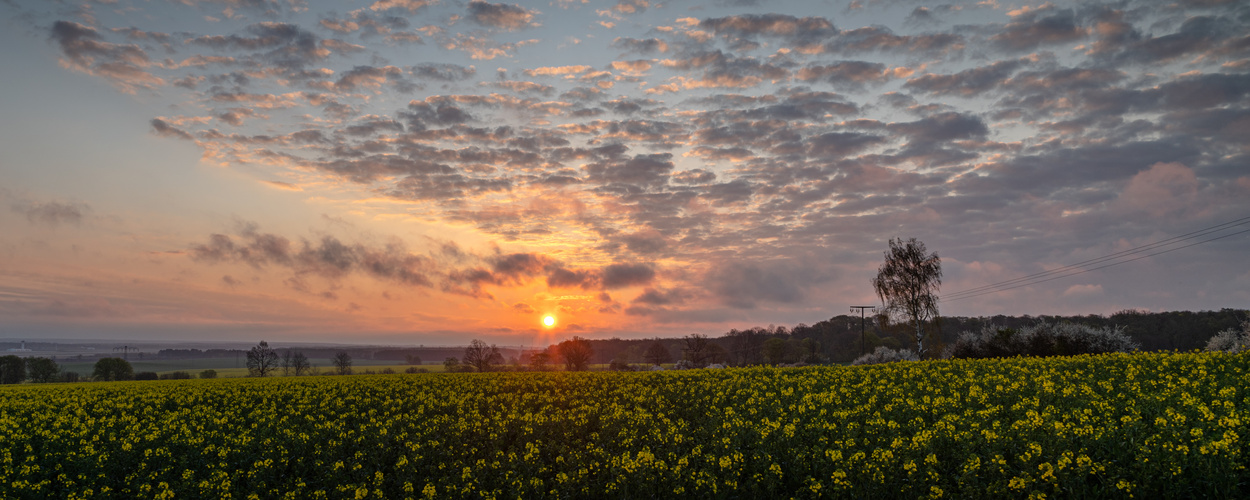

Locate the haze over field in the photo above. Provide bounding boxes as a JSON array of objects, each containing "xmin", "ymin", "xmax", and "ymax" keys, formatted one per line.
[{"xmin": 0, "ymin": 0, "xmax": 1247, "ymax": 344}]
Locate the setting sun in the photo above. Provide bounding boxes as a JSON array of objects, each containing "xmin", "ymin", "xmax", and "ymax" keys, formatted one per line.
[{"xmin": 542, "ymin": 315, "xmax": 556, "ymax": 327}]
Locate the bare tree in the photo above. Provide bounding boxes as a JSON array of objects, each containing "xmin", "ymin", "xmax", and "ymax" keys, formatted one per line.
[
  {"xmin": 332, "ymin": 351, "xmax": 353, "ymax": 375},
  {"xmin": 281, "ymin": 350, "xmax": 293, "ymax": 376},
  {"xmin": 643, "ymin": 341, "xmax": 671, "ymax": 366},
  {"xmin": 246, "ymin": 341, "xmax": 280, "ymax": 377},
  {"xmin": 682, "ymin": 334, "xmax": 712, "ymax": 368},
  {"xmin": 291, "ymin": 350, "xmax": 311, "ymax": 376},
  {"xmin": 462, "ymin": 340, "xmax": 504, "ymax": 372},
  {"xmin": 558, "ymin": 336, "xmax": 593, "ymax": 371},
  {"xmin": 872, "ymin": 237, "xmax": 942, "ymax": 358}
]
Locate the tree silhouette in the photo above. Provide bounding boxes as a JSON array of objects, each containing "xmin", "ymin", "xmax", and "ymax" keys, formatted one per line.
[
  {"xmin": 558, "ymin": 336, "xmax": 593, "ymax": 371},
  {"xmin": 643, "ymin": 341, "xmax": 671, "ymax": 366},
  {"xmin": 92, "ymin": 357, "xmax": 133, "ymax": 381},
  {"xmin": 872, "ymin": 237, "xmax": 942, "ymax": 358},
  {"xmin": 463, "ymin": 340, "xmax": 504, "ymax": 372},
  {"xmin": 26, "ymin": 358, "xmax": 59, "ymax": 383},
  {"xmin": 682, "ymin": 334, "xmax": 712, "ymax": 368},
  {"xmin": 332, "ymin": 351, "xmax": 353, "ymax": 375},
  {"xmin": 0, "ymin": 355, "xmax": 26, "ymax": 384},
  {"xmin": 246, "ymin": 341, "xmax": 280, "ymax": 377}
]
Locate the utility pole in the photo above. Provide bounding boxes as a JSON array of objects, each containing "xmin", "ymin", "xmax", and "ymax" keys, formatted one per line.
[
  {"xmin": 850, "ymin": 306, "xmax": 877, "ymax": 356},
  {"xmin": 113, "ymin": 345, "xmax": 132, "ymax": 361}
]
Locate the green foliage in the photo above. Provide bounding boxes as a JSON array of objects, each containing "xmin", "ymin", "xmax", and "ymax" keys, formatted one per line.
[
  {"xmin": 199, "ymin": 369, "xmax": 218, "ymax": 379},
  {"xmin": 1, "ymin": 353, "xmax": 1247, "ymax": 498},
  {"xmin": 950, "ymin": 322, "xmax": 1140, "ymax": 359},
  {"xmin": 92, "ymin": 357, "xmax": 133, "ymax": 381},
  {"xmin": 159, "ymin": 371, "xmax": 193, "ymax": 380},
  {"xmin": 134, "ymin": 372, "xmax": 159, "ymax": 381}
]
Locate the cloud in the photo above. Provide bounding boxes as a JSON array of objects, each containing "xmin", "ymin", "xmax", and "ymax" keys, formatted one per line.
[
  {"xmin": 50, "ymin": 20, "xmax": 163, "ymax": 93},
  {"xmin": 1116, "ymin": 162, "xmax": 1201, "ymax": 218},
  {"xmin": 467, "ymin": 1, "xmax": 539, "ymax": 31},
  {"xmin": 990, "ymin": 7, "xmax": 1088, "ymax": 52},
  {"xmin": 12, "ymin": 200, "xmax": 87, "ymax": 226}
]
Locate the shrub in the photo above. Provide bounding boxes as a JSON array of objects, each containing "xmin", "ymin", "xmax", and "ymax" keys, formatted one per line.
[
  {"xmin": 160, "ymin": 371, "xmax": 192, "ymax": 380},
  {"xmin": 1205, "ymin": 320, "xmax": 1250, "ymax": 353},
  {"xmin": 134, "ymin": 372, "xmax": 159, "ymax": 381},
  {"xmin": 60, "ymin": 371, "xmax": 81, "ymax": 383},
  {"xmin": 852, "ymin": 346, "xmax": 919, "ymax": 366},
  {"xmin": 949, "ymin": 321, "xmax": 1139, "ymax": 359},
  {"xmin": 199, "ymin": 369, "xmax": 218, "ymax": 379},
  {"xmin": 404, "ymin": 366, "xmax": 428, "ymax": 374},
  {"xmin": 608, "ymin": 359, "xmax": 634, "ymax": 371}
]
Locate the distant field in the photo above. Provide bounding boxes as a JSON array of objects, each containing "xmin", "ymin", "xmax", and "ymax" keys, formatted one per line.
[
  {"xmin": 53, "ymin": 357, "xmax": 441, "ymax": 377},
  {"xmin": 2, "ymin": 352, "xmax": 1247, "ymax": 498}
]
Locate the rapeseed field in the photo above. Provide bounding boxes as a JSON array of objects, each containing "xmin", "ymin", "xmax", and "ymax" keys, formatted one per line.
[{"xmin": 1, "ymin": 351, "xmax": 1246, "ymax": 498}]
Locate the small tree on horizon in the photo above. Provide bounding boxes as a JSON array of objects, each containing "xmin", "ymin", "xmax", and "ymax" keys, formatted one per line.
[
  {"xmin": 872, "ymin": 237, "xmax": 942, "ymax": 358},
  {"xmin": 246, "ymin": 341, "xmax": 280, "ymax": 377},
  {"xmin": 332, "ymin": 351, "xmax": 353, "ymax": 375}
]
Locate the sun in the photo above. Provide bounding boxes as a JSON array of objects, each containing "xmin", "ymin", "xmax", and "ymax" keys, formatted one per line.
[{"xmin": 542, "ymin": 315, "xmax": 556, "ymax": 327}]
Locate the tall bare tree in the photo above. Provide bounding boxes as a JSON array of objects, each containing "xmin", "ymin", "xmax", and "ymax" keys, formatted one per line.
[
  {"xmin": 246, "ymin": 341, "xmax": 280, "ymax": 377},
  {"xmin": 871, "ymin": 237, "xmax": 942, "ymax": 358}
]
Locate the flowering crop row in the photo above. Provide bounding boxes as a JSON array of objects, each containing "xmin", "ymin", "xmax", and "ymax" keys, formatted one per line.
[{"xmin": 1, "ymin": 351, "xmax": 1246, "ymax": 498}]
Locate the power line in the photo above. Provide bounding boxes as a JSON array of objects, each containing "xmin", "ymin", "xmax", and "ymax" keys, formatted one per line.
[
  {"xmin": 941, "ymin": 216, "xmax": 1250, "ymax": 303},
  {"xmin": 943, "ymin": 215, "xmax": 1250, "ymax": 300}
]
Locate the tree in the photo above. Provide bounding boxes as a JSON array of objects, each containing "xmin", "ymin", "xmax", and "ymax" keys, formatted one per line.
[
  {"xmin": 762, "ymin": 338, "xmax": 787, "ymax": 365},
  {"xmin": 0, "ymin": 355, "xmax": 26, "ymax": 384},
  {"xmin": 443, "ymin": 357, "xmax": 461, "ymax": 372},
  {"xmin": 558, "ymin": 336, "xmax": 593, "ymax": 371},
  {"xmin": 290, "ymin": 350, "xmax": 311, "ymax": 376},
  {"xmin": 92, "ymin": 357, "xmax": 133, "ymax": 381},
  {"xmin": 462, "ymin": 340, "xmax": 504, "ymax": 372},
  {"xmin": 643, "ymin": 341, "xmax": 671, "ymax": 366},
  {"xmin": 405, "ymin": 354, "xmax": 422, "ymax": 365},
  {"xmin": 872, "ymin": 237, "xmax": 942, "ymax": 358},
  {"xmin": 281, "ymin": 350, "xmax": 294, "ymax": 376},
  {"xmin": 528, "ymin": 351, "xmax": 551, "ymax": 371},
  {"xmin": 332, "ymin": 351, "xmax": 353, "ymax": 375},
  {"xmin": 682, "ymin": 334, "xmax": 712, "ymax": 368},
  {"xmin": 246, "ymin": 341, "xmax": 280, "ymax": 377},
  {"xmin": 199, "ymin": 369, "xmax": 217, "ymax": 379},
  {"xmin": 26, "ymin": 357, "xmax": 59, "ymax": 383}
]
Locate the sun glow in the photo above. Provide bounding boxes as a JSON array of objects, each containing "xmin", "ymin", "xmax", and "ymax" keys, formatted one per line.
[{"xmin": 543, "ymin": 315, "xmax": 556, "ymax": 327}]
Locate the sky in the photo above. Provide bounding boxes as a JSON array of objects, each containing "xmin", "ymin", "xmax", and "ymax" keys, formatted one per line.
[{"xmin": 0, "ymin": 0, "xmax": 1247, "ymax": 345}]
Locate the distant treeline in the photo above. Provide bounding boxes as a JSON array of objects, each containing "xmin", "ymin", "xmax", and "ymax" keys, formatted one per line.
[
  {"xmin": 156, "ymin": 346, "xmax": 530, "ymax": 364},
  {"xmin": 152, "ymin": 309, "xmax": 1245, "ymax": 367},
  {"xmin": 575, "ymin": 308, "xmax": 1248, "ymax": 366}
]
